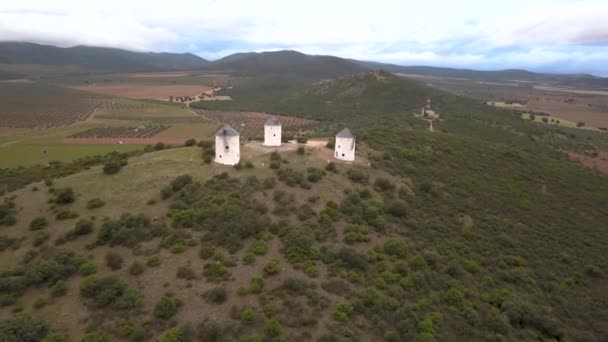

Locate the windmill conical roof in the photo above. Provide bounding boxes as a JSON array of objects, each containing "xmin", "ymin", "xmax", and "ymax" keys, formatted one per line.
[
  {"xmin": 215, "ymin": 125, "xmax": 239, "ymax": 137},
  {"xmin": 336, "ymin": 128, "xmax": 354, "ymax": 138},
  {"xmin": 265, "ymin": 117, "xmax": 281, "ymax": 126}
]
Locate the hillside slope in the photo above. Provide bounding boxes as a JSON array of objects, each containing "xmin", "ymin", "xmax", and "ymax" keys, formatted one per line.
[
  {"xmin": 0, "ymin": 42, "xmax": 209, "ymax": 72},
  {"xmin": 0, "ymin": 125, "xmax": 607, "ymax": 341}
]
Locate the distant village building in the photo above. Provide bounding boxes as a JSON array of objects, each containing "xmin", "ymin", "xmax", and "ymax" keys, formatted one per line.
[
  {"xmin": 334, "ymin": 128, "xmax": 356, "ymax": 161},
  {"xmin": 214, "ymin": 125, "xmax": 240, "ymax": 165},
  {"xmin": 264, "ymin": 117, "xmax": 282, "ymax": 147},
  {"xmin": 422, "ymin": 98, "xmax": 439, "ymax": 120}
]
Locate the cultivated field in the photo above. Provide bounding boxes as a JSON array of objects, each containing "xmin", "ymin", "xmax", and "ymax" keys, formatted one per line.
[
  {"xmin": 0, "ymin": 83, "xmax": 110, "ymax": 128},
  {"xmin": 71, "ymin": 84, "xmax": 212, "ymax": 100},
  {"xmin": 195, "ymin": 110, "xmax": 318, "ymax": 139}
]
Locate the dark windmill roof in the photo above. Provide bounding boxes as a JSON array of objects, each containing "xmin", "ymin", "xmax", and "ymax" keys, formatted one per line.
[
  {"xmin": 215, "ymin": 125, "xmax": 239, "ymax": 137},
  {"xmin": 265, "ymin": 117, "xmax": 281, "ymax": 126},
  {"xmin": 336, "ymin": 128, "xmax": 354, "ymax": 138}
]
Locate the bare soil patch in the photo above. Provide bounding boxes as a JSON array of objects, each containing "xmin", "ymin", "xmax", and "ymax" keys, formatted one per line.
[
  {"xmin": 567, "ymin": 151, "xmax": 608, "ymax": 175},
  {"xmin": 71, "ymin": 84, "xmax": 212, "ymax": 100}
]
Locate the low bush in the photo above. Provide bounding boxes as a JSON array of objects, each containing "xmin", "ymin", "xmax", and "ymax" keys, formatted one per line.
[
  {"xmin": 105, "ymin": 252, "xmax": 123, "ymax": 270},
  {"xmin": 65, "ymin": 220, "xmax": 94, "ymax": 240},
  {"xmin": 80, "ymin": 276, "xmax": 141, "ymax": 310},
  {"xmin": 240, "ymin": 308, "xmax": 256, "ymax": 324},
  {"xmin": 177, "ymin": 265, "xmax": 197, "ymax": 280},
  {"xmin": 55, "ymin": 210, "xmax": 79, "ymax": 220},
  {"xmin": 263, "ymin": 259, "xmax": 281, "ymax": 276},
  {"xmin": 154, "ymin": 295, "xmax": 181, "ymax": 320},
  {"xmin": 128, "ymin": 261, "xmax": 145, "ymax": 276},
  {"xmin": 55, "ymin": 188, "xmax": 75, "ymax": 204},
  {"xmin": 103, "ymin": 160, "xmax": 122, "ymax": 175},
  {"xmin": 206, "ymin": 287, "xmax": 228, "ymax": 304},
  {"xmin": 29, "ymin": 217, "xmax": 48, "ymax": 231},
  {"xmin": 86, "ymin": 198, "xmax": 105, "ymax": 209}
]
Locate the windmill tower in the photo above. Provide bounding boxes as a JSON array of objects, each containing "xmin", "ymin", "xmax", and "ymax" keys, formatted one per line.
[
  {"xmin": 334, "ymin": 128, "xmax": 356, "ymax": 161},
  {"xmin": 214, "ymin": 125, "xmax": 240, "ymax": 165},
  {"xmin": 263, "ymin": 117, "xmax": 282, "ymax": 147}
]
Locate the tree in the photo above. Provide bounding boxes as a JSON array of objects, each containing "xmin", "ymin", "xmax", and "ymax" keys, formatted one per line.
[
  {"xmin": 577, "ymin": 121, "xmax": 585, "ymax": 127},
  {"xmin": 103, "ymin": 160, "xmax": 122, "ymax": 175},
  {"xmin": 529, "ymin": 114, "xmax": 536, "ymax": 121},
  {"xmin": 184, "ymin": 138, "xmax": 197, "ymax": 146},
  {"xmin": 55, "ymin": 187, "xmax": 75, "ymax": 204},
  {"xmin": 541, "ymin": 117, "xmax": 549, "ymax": 123}
]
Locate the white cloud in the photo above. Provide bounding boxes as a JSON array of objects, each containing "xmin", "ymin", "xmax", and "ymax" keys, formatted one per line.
[{"xmin": 0, "ymin": 0, "xmax": 607, "ymax": 73}]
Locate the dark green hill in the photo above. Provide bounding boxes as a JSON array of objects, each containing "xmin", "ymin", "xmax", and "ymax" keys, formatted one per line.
[
  {"xmin": 0, "ymin": 42, "xmax": 209, "ymax": 72},
  {"xmin": 206, "ymin": 50, "xmax": 368, "ymax": 79}
]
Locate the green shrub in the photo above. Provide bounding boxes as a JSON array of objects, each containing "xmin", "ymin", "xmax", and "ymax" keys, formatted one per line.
[
  {"xmin": 325, "ymin": 162, "xmax": 337, "ymax": 173},
  {"xmin": 33, "ymin": 298, "xmax": 48, "ymax": 309},
  {"xmin": 177, "ymin": 265, "xmax": 197, "ymax": 280},
  {"xmin": 240, "ymin": 308, "xmax": 256, "ymax": 324},
  {"xmin": 0, "ymin": 314, "xmax": 48, "ymax": 342},
  {"xmin": 55, "ymin": 210, "xmax": 78, "ymax": 220},
  {"xmin": 347, "ymin": 169, "xmax": 368, "ymax": 184},
  {"xmin": 86, "ymin": 198, "xmax": 105, "ymax": 209},
  {"xmin": 296, "ymin": 136, "xmax": 308, "ymax": 144},
  {"xmin": 203, "ymin": 263, "xmax": 230, "ymax": 282},
  {"xmin": 65, "ymin": 219, "xmax": 94, "ymax": 240},
  {"xmin": 80, "ymin": 276, "xmax": 141, "ymax": 310},
  {"xmin": 103, "ymin": 160, "xmax": 122, "ymax": 175},
  {"xmin": 383, "ymin": 238, "xmax": 408, "ymax": 257},
  {"xmin": 297, "ymin": 146, "xmax": 305, "ymax": 155},
  {"xmin": 55, "ymin": 187, "xmax": 75, "ymax": 204},
  {"xmin": 79, "ymin": 261, "xmax": 97, "ymax": 276},
  {"xmin": 184, "ymin": 138, "xmax": 197, "ymax": 146},
  {"xmin": 265, "ymin": 318, "xmax": 281, "ymax": 337},
  {"xmin": 51, "ymin": 280, "xmax": 68, "ymax": 297},
  {"xmin": 147, "ymin": 256, "xmax": 161, "ymax": 267},
  {"xmin": 128, "ymin": 261, "xmax": 145, "ymax": 276},
  {"xmin": 199, "ymin": 246, "xmax": 216, "ymax": 260},
  {"xmin": 263, "ymin": 259, "xmax": 280, "ymax": 276},
  {"xmin": 386, "ymin": 200, "xmax": 407, "ymax": 217},
  {"xmin": 206, "ymin": 287, "xmax": 228, "ymax": 304},
  {"xmin": 171, "ymin": 175, "xmax": 193, "ymax": 192},
  {"xmin": 154, "ymin": 295, "xmax": 181, "ymax": 320},
  {"xmin": 105, "ymin": 252, "xmax": 123, "ymax": 270},
  {"xmin": 333, "ymin": 303, "xmax": 354, "ymax": 321},
  {"xmin": 374, "ymin": 177, "xmax": 396, "ymax": 192},
  {"xmin": 585, "ymin": 264, "xmax": 603, "ymax": 278},
  {"xmin": 29, "ymin": 217, "xmax": 48, "ymax": 231},
  {"xmin": 32, "ymin": 231, "xmax": 50, "ymax": 247},
  {"xmin": 262, "ymin": 177, "xmax": 277, "ymax": 189},
  {"xmin": 83, "ymin": 330, "xmax": 108, "ymax": 342}
]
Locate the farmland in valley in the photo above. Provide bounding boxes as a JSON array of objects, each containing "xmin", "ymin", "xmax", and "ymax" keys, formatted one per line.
[
  {"xmin": 69, "ymin": 126, "xmax": 170, "ymax": 139},
  {"xmin": 70, "ymin": 84, "xmax": 212, "ymax": 100},
  {"xmin": 0, "ymin": 83, "xmax": 109, "ymax": 128},
  {"xmin": 195, "ymin": 110, "xmax": 318, "ymax": 139}
]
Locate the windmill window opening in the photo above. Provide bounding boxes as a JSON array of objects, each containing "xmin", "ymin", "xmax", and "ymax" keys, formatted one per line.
[
  {"xmin": 225, "ymin": 146, "xmax": 229, "ymax": 150},
  {"xmin": 342, "ymin": 153, "xmax": 345, "ymax": 157}
]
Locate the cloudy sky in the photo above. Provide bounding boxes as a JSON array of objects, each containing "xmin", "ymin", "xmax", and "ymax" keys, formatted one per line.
[{"xmin": 1, "ymin": 0, "xmax": 607, "ymax": 75}]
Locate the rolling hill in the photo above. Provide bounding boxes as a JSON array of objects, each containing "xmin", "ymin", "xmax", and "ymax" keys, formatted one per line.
[
  {"xmin": 206, "ymin": 50, "xmax": 368, "ymax": 79},
  {"xmin": 0, "ymin": 42, "xmax": 209, "ymax": 73}
]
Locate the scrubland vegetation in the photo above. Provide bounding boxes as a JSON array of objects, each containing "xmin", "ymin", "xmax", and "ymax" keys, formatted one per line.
[{"xmin": 0, "ymin": 71, "xmax": 606, "ymax": 341}]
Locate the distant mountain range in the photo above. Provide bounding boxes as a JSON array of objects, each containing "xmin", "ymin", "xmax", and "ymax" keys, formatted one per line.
[
  {"xmin": 0, "ymin": 41, "xmax": 606, "ymax": 88},
  {"xmin": 0, "ymin": 42, "xmax": 209, "ymax": 72}
]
